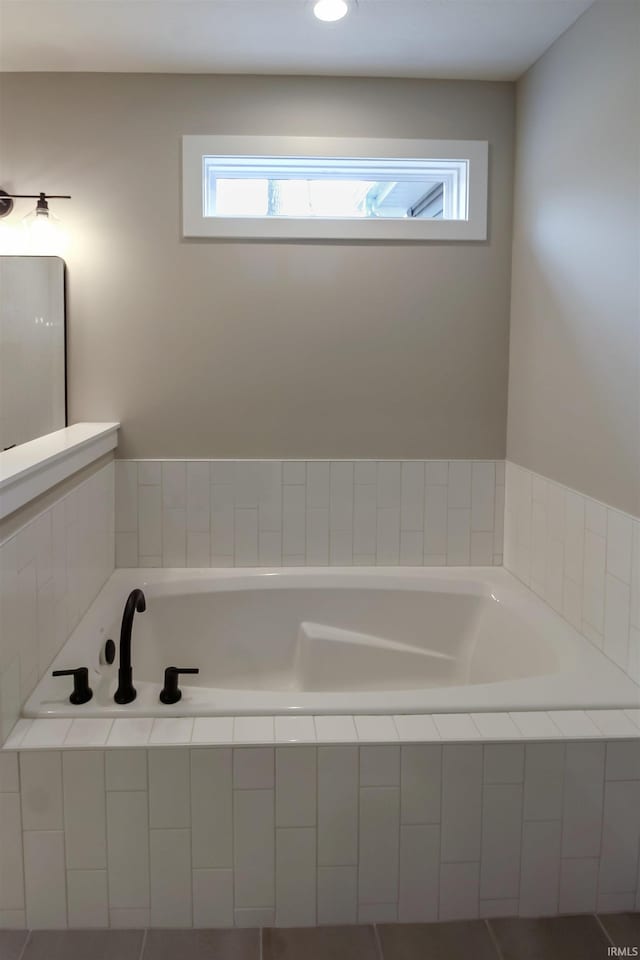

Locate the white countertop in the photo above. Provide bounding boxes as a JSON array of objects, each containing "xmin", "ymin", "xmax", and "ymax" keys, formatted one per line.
[{"xmin": 0, "ymin": 422, "xmax": 120, "ymax": 520}]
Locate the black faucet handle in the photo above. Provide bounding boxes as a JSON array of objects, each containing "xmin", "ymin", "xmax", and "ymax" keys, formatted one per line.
[
  {"xmin": 52, "ymin": 667, "xmax": 93, "ymax": 705},
  {"xmin": 159, "ymin": 666, "xmax": 199, "ymax": 705}
]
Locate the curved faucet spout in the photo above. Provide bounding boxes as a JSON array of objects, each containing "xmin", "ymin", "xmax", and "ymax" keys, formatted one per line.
[{"xmin": 114, "ymin": 588, "xmax": 146, "ymax": 705}]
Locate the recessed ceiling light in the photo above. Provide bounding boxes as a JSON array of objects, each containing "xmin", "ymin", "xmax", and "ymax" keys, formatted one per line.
[{"xmin": 313, "ymin": 0, "xmax": 348, "ymax": 23}]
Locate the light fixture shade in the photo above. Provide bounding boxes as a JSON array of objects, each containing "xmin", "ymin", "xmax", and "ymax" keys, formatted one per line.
[
  {"xmin": 22, "ymin": 203, "xmax": 67, "ymax": 256},
  {"xmin": 313, "ymin": 0, "xmax": 348, "ymax": 22}
]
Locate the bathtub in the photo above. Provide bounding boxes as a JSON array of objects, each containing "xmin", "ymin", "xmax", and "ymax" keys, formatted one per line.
[{"xmin": 24, "ymin": 567, "xmax": 639, "ymax": 718}]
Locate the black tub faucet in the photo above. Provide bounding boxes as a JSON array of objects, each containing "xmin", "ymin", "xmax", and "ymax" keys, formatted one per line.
[{"xmin": 114, "ymin": 588, "xmax": 146, "ymax": 705}]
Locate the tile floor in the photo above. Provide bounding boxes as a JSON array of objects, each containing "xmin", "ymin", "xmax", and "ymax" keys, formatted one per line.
[{"xmin": 0, "ymin": 915, "xmax": 638, "ymax": 960}]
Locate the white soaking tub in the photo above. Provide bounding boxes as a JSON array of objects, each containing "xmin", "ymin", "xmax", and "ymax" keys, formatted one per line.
[{"xmin": 24, "ymin": 567, "xmax": 639, "ymax": 717}]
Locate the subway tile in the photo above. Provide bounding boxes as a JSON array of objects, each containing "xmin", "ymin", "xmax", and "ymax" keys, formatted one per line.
[
  {"xmin": 470, "ymin": 531, "xmax": 493, "ymax": 565},
  {"xmin": 317, "ymin": 865, "xmax": 357, "ymax": 925},
  {"xmin": 598, "ymin": 779, "xmax": 640, "ymax": 894},
  {"xmin": 0, "ymin": 752, "xmax": 19, "ymax": 793},
  {"xmin": 276, "ymin": 827, "xmax": 316, "ymax": 927},
  {"xmin": 586, "ymin": 499, "xmax": 608, "ymax": 537},
  {"xmin": 400, "ymin": 462, "xmax": 425, "ymax": 532},
  {"xmin": 276, "ymin": 747, "xmax": 316, "ymax": 827},
  {"xmin": 448, "ymin": 462, "xmax": 472, "ymax": 509},
  {"xmin": 107, "ymin": 718, "xmax": 153, "ymax": 747},
  {"xmin": 317, "ymin": 746, "xmax": 358, "ymax": 866},
  {"xmin": 400, "ymin": 530, "xmax": 424, "ymax": 565},
  {"xmin": 358, "ymin": 786, "xmax": 400, "ymax": 904},
  {"xmin": 162, "ymin": 462, "xmax": 187, "ymax": 510},
  {"xmin": 523, "ymin": 742, "xmax": 565, "ymax": 821},
  {"xmin": 23, "ymin": 831, "xmax": 67, "ymax": 929},
  {"xmin": 359, "ymin": 746, "xmax": 400, "ymax": 787},
  {"xmin": 186, "ymin": 462, "xmax": 211, "ymax": 533},
  {"xmin": 424, "ymin": 484, "xmax": 448, "ymax": 556},
  {"xmin": 447, "ymin": 509, "xmax": 471, "ymax": 565},
  {"xmin": 162, "ymin": 508, "xmax": 187, "ymax": 566},
  {"xmin": 20, "ymin": 751, "xmax": 63, "ymax": 830},
  {"xmin": 66, "ymin": 869, "xmax": 109, "ymax": 928},
  {"xmin": 190, "ymin": 748, "xmax": 232, "ymax": 869},
  {"xmin": 583, "ymin": 531, "xmax": 606, "ymax": 635},
  {"xmin": 439, "ymin": 862, "xmax": 479, "ymax": 921},
  {"xmin": 233, "ymin": 747, "xmax": 274, "ymax": 790},
  {"xmin": 0, "ymin": 793, "xmax": 24, "ymax": 911},
  {"xmin": 20, "ymin": 718, "xmax": 71, "ymax": 750},
  {"xmin": 63, "ymin": 751, "xmax": 106, "ymax": 870},
  {"xmin": 426, "ymin": 461, "xmax": 449, "ymax": 486},
  {"xmin": 105, "ymin": 750, "xmax": 147, "ymax": 792},
  {"xmin": 64, "ymin": 719, "xmax": 113, "ymax": 748},
  {"xmin": 393, "ymin": 714, "xmax": 440, "ymax": 742},
  {"xmin": 441, "ymin": 744, "xmax": 482, "ymax": 863},
  {"xmin": 191, "ymin": 717, "xmax": 234, "ymax": 744},
  {"xmin": 306, "ymin": 462, "xmax": 330, "ymax": 509},
  {"xmin": 471, "ymin": 462, "xmax": 495, "ymax": 532},
  {"xmin": 106, "ymin": 791, "xmax": 150, "ymax": 909},
  {"xmin": 314, "ymin": 715, "xmax": 357, "ymax": 742},
  {"xmin": 547, "ymin": 710, "xmax": 600, "ymax": 738},
  {"xmin": 138, "ymin": 484, "xmax": 162, "ymax": 558},
  {"xmin": 561, "ymin": 742, "xmax": 605, "ymax": 858},
  {"xmin": 433, "ymin": 714, "xmax": 481, "ymax": 741},
  {"xmin": 376, "ymin": 508, "xmax": 400, "ymax": 564},
  {"xmin": 480, "ymin": 783, "xmax": 523, "ymax": 900},
  {"xmin": 479, "ymin": 899, "xmax": 519, "ymax": 918},
  {"xmin": 605, "ymin": 740, "xmax": 640, "ymax": 780},
  {"xmin": 354, "ymin": 461, "xmax": 377, "ymax": 485},
  {"xmin": 400, "ymin": 744, "xmax": 441, "ymax": 824},
  {"xmin": 354, "ymin": 715, "xmax": 398, "ymax": 742},
  {"xmin": 603, "ymin": 575, "xmax": 631, "ymax": 669},
  {"xmin": 377, "ymin": 462, "xmax": 401, "ymax": 509},
  {"xmin": 233, "ymin": 789, "xmax": 275, "ymax": 907},
  {"xmin": 398, "ymin": 824, "xmax": 439, "ymax": 921},
  {"xmin": 192, "ymin": 869, "xmax": 234, "ymax": 927},
  {"xmin": 149, "ymin": 718, "xmax": 194, "ymax": 745},
  {"xmin": 211, "ymin": 483, "xmax": 235, "ymax": 557},
  {"xmin": 274, "ymin": 715, "xmax": 316, "ymax": 743},
  {"xmin": 558, "ymin": 858, "xmax": 598, "ymax": 914},
  {"xmin": 115, "ymin": 462, "xmax": 138, "ymax": 533},
  {"xmin": 306, "ymin": 509, "xmax": 329, "ymax": 565},
  {"xmin": 187, "ymin": 531, "xmax": 210, "ymax": 567},
  {"xmin": 358, "ymin": 903, "xmax": 398, "ymax": 922},
  {"xmin": 586, "ymin": 709, "xmax": 639, "ymax": 737},
  {"xmin": 519, "ymin": 820, "xmax": 561, "ymax": 916},
  {"xmin": 233, "ymin": 716, "xmax": 274, "ymax": 744},
  {"xmin": 471, "ymin": 713, "xmax": 520, "ymax": 740},
  {"xmin": 607, "ymin": 510, "xmax": 633, "ymax": 583},
  {"xmin": 329, "ymin": 462, "xmax": 354, "ymax": 534},
  {"xmin": 283, "ymin": 461, "xmax": 306, "ymax": 485},
  {"xmin": 150, "ymin": 828, "xmax": 192, "ymax": 927},
  {"xmin": 139, "ymin": 461, "xmax": 161, "ymax": 485},
  {"xmin": 483, "ymin": 744, "xmax": 524, "ymax": 784},
  {"xmin": 234, "ymin": 907, "xmax": 274, "ymax": 927},
  {"xmin": 148, "ymin": 748, "xmax": 190, "ymax": 828},
  {"xmin": 234, "ymin": 509, "xmax": 258, "ymax": 564},
  {"xmin": 282, "ymin": 484, "xmax": 306, "ymax": 557}
]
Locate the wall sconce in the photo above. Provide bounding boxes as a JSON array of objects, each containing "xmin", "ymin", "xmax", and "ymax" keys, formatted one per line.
[{"xmin": 0, "ymin": 189, "xmax": 71, "ymax": 255}]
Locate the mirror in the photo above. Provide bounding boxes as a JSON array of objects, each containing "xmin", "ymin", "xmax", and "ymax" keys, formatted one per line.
[{"xmin": 0, "ymin": 256, "xmax": 66, "ymax": 451}]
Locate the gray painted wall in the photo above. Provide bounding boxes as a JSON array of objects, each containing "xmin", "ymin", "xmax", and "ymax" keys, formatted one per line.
[
  {"xmin": 507, "ymin": 1, "xmax": 640, "ymax": 517},
  {"xmin": 0, "ymin": 74, "xmax": 514, "ymax": 460}
]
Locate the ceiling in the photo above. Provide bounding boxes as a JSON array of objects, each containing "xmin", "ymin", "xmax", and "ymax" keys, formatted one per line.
[{"xmin": 0, "ymin": 0, "xmax": 594, "ymax": 78}]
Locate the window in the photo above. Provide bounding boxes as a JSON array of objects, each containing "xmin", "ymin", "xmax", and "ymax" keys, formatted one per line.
[{"xmin": 183, "ymin": 136, "xmax": 488, "ymax": 241}]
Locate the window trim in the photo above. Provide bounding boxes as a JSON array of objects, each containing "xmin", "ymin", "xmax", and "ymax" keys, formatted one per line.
[{"xmin": 182, "ymin": 135, "xmax": 488, "ymax": 241}]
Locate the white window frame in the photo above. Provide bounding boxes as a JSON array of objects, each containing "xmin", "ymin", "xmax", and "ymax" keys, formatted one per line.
[{"xmin": 182, "ymin": 135, "xmax": 488, "ymax": 241}]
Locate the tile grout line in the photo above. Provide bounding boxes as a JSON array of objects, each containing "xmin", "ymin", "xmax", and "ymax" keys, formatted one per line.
[
  {"xmin": 138, "ymin": 926, "xmax": 148, "ymax": 960},
  {"xmin": 594, "ymin": 913, "xmax": 615, "ymax": 947},
  {"xmin": 484, "ymin": 918, "xmax": 506, "ymax": 960},
  {"xmin": 17, "ymin": 930, "xmax": 31, "ymax": 960},
  {"xmin": 372, "ymin": 922, "xmax": 385, "ymax": 960}
]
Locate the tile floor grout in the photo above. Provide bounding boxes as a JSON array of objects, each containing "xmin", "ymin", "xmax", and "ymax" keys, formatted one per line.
[
  {"xmin": 484, "ymin": 918, "xmax": 507, "ymax": 960},
  {"xmin": 595, "ymin": 914, "xmax": 615, "ymax": 947},
  {"xmin": 16, "ymin": 930, "xmax": 31, "ymax": 960},
  {"xmin": 372, "ymin": 923, "xmax": 385, "ymax": 960}
]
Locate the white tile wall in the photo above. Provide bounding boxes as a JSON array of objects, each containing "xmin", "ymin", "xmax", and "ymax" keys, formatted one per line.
[
  {"xmin": 504, "ymin": 461, "xmax": 640, "ymax": 687},
  {"xmin": 1, "ymin": 737, "xmax": 640, "ymax": 929},
  {"xmin": 0, "ymin": 462, "xmax": 115, "ymax": 743},
  {"xmin": 115, "ymin": 460, "xmax": 504, "ymax": 569}
]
